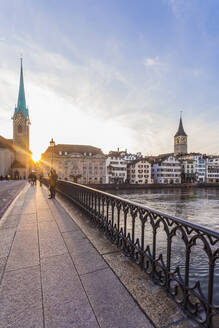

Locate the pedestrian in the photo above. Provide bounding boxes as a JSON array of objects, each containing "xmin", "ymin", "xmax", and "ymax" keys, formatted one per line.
[
  {"xmin": 48, "ymin": 169, "xmax": 58, "ymax": 199},
  {"xmin": 28, "ymin": 172, "xmax": 34, "ymax": 185},
  {"xmin": 33, "ymin": 173, "xmax": 37, "ymax": 185},
  {"xmin": 28, "ymin": 172, "xmax": 32, "ymax": 184},
  {"xmin": 39, "ymin": 172, "xmax": 43, "ymax": 187}
]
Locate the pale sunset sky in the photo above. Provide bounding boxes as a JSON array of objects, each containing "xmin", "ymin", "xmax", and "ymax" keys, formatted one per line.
[{"xmin": 1, "ymin": 0, "xmax": 219, "ymax": 160}]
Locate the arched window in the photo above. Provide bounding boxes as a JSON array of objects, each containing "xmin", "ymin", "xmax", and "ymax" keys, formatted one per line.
[{"xmin": 18, "ymin": 125, "xmax": 22, "ymax": 133}]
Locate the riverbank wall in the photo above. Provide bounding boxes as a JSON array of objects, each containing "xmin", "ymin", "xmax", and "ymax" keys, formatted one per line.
[{"xmin": 85, "ymin": 182, "xmax": 219, "ymax": 192}]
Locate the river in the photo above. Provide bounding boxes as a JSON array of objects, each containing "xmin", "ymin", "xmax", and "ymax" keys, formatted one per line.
[{"xmin": 115, "ymin": 187, "xmax": 219, "ymax": 231}]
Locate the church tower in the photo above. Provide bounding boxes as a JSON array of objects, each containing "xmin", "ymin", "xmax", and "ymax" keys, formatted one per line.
[
  {"xmin": 174, "ymin": 114, "xmax": 187, "ymax": 155},
  {"xmin": 12, "ymin": 58, "xmax": 31, "ymax": 178}
]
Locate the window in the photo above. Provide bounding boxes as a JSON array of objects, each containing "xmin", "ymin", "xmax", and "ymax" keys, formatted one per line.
[
  {"xmin": 18, "ymin": 125, "xmax": 22, "ymax": 133},
  {"xmin": 64, "ymin": 152, "xmax": 68, "ymax": 155},
  {"xmin": 59, "ymin": 151, "xmax": 62, "ymax": 155}
]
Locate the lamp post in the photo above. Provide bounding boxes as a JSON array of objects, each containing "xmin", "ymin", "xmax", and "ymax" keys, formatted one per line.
[{"xmin": 50, "ymin": 138, "xmax": 55, "ymax": 169}]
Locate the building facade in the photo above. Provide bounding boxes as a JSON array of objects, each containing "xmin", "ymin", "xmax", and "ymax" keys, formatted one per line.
[
  {"xmin": 181, "ymin": 158, "xmax": 196, "ymax": 183},
  {"xmin": 106, "ymin": 150, "xmax": 127, "ymax": 183},
  {"xmin": 180, "ymin": 153, "xmax": 207, "ymax": 183},
  {"xmin": 206, "ymin": 157, "xmax": 219, "ymax": 183},
  {"xmin": 174, "ymin": 115, "xmax": 187, "ymax": 155},
  {"xmin": 40, "ymin": 144, "xmax": 106, "ymax": 184},
  {"xmin": 153, "ymin": 154, "xmax": 181, "ymax": 184},
  {"xmin": 127, "ymin": 158, "xmax": 153, "ymax": 184}
]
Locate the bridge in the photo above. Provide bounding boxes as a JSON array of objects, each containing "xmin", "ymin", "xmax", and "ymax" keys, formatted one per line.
[{"xmin": 0, "ymin": 181, "xmax": 208, "ymax": 327}]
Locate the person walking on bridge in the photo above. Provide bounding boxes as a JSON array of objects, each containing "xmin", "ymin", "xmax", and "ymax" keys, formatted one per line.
[
  {"xmin": 39, "ymin": 172, "xmax": 43, "ymax": 187},
  {"xmin": 48, "ymin": 168, "xmax": 58, "ymax": 199}
]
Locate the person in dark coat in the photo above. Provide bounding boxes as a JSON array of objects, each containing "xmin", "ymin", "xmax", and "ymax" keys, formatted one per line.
[
  {"xmin": 39, "ymin": 172, "xmax": 43, "ymax": 187},
  {"xmin": 28, "ymin": 172, "xmax": 34, "ymax": 185},
  {"xmin": 48, "ymin": 169, "xmax": 58, "ymax": 199},
  {"xmin": 33, "ymin": 173, "xmax": 37, "ymax": 185}
]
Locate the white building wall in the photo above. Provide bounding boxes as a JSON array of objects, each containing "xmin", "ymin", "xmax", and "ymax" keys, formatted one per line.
[
  {"xmin": 206, "ymin": 157, "xmax": 219, "ymax": 183},
  {"xmin": 194, "ymin": 156, "xmax": 206, "ymax": 182},
  {"xmin": 153, "ymin": 155, "xmax": 181, "ymax": 184},
  {"xmin": 179, "ymin": 154, "xmax": 207, "ymax": 182},
  {"xmin": 106, "ymin": 156, "xmax": 127, "ymax": 183},
  {"xmin": 128, "ymin": 159, "xmax": 152, "ymax": 184}
]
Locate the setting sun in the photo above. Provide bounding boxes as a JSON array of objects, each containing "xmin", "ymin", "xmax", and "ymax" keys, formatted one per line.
[{"xmin": 32, "ymin": 152, "xmax": 41, "ymax": 162}]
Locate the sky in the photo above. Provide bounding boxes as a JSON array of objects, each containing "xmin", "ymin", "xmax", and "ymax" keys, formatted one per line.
[{"xmin": 1, "ymin": 0, "xmax": 219, "ymax": 161}]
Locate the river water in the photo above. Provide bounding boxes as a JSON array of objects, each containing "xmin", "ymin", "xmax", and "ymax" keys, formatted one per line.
[
  {"xmin": 116, "ymin": 187, "xmax": 219, "ymax": 230},
  {"xmin": 113, "ymin": 187, "xmax": 219, "ymax": 305}
]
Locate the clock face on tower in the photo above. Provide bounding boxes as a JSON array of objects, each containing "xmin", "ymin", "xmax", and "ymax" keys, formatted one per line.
[
  {"xmin": 180, "ymin": 136, "xmax": 186, "ymax": 143},
  {"xmin": 175, "ymin": 137, "xmax": 180, "ymax": 144},
  {"xmin": 175, "ymin": 136, "xmax": 186, "ymax": 144}
]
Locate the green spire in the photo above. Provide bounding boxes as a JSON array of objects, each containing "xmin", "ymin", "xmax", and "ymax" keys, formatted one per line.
[{"xmin": 14, "ymin": 58, "xmax": 28, "ymax": 119}]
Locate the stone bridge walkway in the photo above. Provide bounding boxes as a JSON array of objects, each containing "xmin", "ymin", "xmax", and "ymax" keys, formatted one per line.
[{"xmin": 0, "ymin": 183, "xmax": 154, "ymax": 328}]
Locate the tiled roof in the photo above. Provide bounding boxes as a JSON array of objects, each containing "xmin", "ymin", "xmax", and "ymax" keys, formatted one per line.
[
  {"xmin": 43, "ymin": 144, "xmax": 104, "ymax": 156},
  {"xmin": 152, "ymin": 153, "xmax": 176, "ymax": 163},
  {"xmin": 127, "ymin": 156, "xmax": 154, "ymax": 166},
  {"xmin": 0, "ymin": 136, "xmax": 14, "ymax": 151},
  {"xmin": 108, "ymin": 150, "xmax": 127, "ymax": 157}
]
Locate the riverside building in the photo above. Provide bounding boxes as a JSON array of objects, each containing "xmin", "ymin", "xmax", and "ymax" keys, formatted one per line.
[
  {"xmin": 206, "ymin": 157, "xmax": 219, "ymax": 183},
  {"xmin": 40, "ymin": 144, "xmax": 106, "ymax": 184},
  {"xmin": 127, "ymin": 158, "xmax": 153, "ymax": 184},
  {"xmin": 152, "ymin": 154, "xmax": 181, "ymax": 184},
  {"xmin": 179, "ymin": 153, "xmax": 207, "ymax": 183},
  {"xmin": 106, "ymin": 149, "xmax": 127, "ymax": 183},
  {"xmin": 181, "ymin": 158, "xmax": 196, "ymax": 183}
]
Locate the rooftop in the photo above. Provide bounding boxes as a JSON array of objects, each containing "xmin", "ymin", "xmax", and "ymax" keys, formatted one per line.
[
  {"xmin": 13, "ymin": 59, "xmax": 29, "ymax": 120},
  {"xmin": 175, "ymin": 117, "xmax": 187, "ymax": 137},
  {"xmin": 0, "ymin": 136, "xmax": 14, "ymax": 151},
  {"xmin": 42, "ymin": 144, "xmax": 104, "ymax": 156}
]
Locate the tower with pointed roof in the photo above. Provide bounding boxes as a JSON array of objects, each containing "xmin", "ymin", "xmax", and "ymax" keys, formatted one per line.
[
  {"xmin": 174, "ymin": 114, "xmax": 187, "ymax": 155},
  {"xmin": 12, "ymin": 59, "xmax": 31, "ymax": 178}
]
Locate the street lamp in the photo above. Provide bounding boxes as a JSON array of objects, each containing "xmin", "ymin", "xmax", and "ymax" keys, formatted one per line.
[{"xmin": 50, "ymin": 138, "xmax": 55, "ymax": 169}]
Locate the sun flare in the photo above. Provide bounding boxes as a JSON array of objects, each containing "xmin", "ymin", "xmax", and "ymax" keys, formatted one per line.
[{"xmin": 32, "ymin": 153, "xmax": 41, "ymax": 162}]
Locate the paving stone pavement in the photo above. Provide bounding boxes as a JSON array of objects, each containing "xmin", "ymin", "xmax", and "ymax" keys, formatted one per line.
[{"xmin": 0, "ymin": 184, "xmax": 154, "ymax": 328}]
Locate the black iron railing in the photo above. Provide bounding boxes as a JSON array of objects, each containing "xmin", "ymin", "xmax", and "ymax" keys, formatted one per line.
[{"xmin": 53, "ymin": 180, "xmax": 219, "ymax": 327}]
